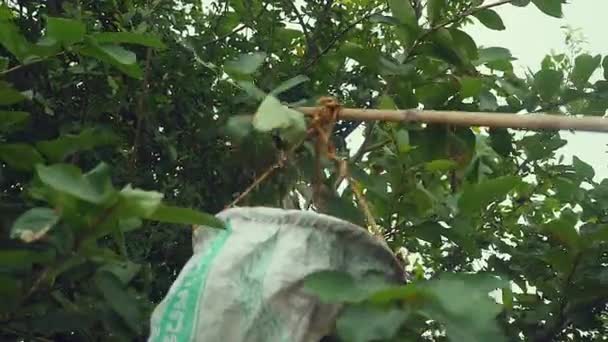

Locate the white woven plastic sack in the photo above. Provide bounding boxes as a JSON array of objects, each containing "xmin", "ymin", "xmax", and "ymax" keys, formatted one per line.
[{"xmin": 148, "ymin": 207, "xmax": 405, "ymax": 342}]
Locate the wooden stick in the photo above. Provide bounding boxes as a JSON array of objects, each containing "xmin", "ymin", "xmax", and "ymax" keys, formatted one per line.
[{"xmin": 296, "ymin": 107, "xmax": 608, "ymax": 133}]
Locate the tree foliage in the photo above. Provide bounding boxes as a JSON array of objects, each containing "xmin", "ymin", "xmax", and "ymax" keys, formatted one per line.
[{"xmin": 0, "ymin": 0, "xmax": 607, "ymax": 341}]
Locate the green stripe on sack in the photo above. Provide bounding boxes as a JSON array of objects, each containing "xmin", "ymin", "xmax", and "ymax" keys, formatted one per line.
[{"xmin": 152, "ymin": 221, "xmax": 231, "ymax": 342}]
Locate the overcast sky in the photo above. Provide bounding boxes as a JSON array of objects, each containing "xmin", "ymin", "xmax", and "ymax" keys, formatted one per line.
[{"xmin": 465, "ymin": 1, "xmax": 608, "ymax": 180}]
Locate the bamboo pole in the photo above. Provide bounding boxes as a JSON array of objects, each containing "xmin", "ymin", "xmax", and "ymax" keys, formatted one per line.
[{"xmin": 296, "ymin": 107, "xmax": 608, "ymax": 133}]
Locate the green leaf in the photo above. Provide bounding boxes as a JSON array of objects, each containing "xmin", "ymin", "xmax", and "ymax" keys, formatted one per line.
[
  {"xmin": 324, "ymin": 191, "xmax": 366, "ymax": 227},
  {"xmin": 36, "ymin": 164, "xmax": 114, "ymax": 204},
  {"xmin": 303, "ymin": 270, "xmax": 389, "ymax": 303},
  {"xmin": 573, "ymin": 156, "xmax": 594, "ymax": 180},
  {"xmin": 531, "ymin": 0, "xmax": 563, "ymax": 18},
  {"xmin": 270, "ymin": 75, "xmax": 309, "ymax": 96},
  {"xmin": 0, "ymin": 111, "xmax": 29, "ymax": 132},
  {"xmin": 91, "ymin": 32, "xmax": 166, "ymax": 49},
  {"xmin": 571, "ymin": 54, "xmax": 601, "ymax": 89},
  {"xmin": 95, "ymin": 271, "xmax": 143, "ymax": 333},
  {"xmin": 11, "ymin": 207, "xmax": 60, "ymax": 243},
  {"xmin": 369, "ymin": 14, "xmax": 401, "ymax": 26},
  {"xmin": 225, "ymin": 52, "xmax": 266, "ymax": 75},
  {"xmin": 429, "ymin": 28, "xmax": 469, "ymax": 68},
  {"xmin": 378, "ymin": 57, "xmax": 415, "ymax": 76},
  {"xmin": 408, "ymin": 221, "xmax": 446, "ymax": 245},
  {"xmin": 100, "ymin": 44, "xmax": 136, "ymax": 64},
  {"xmin": 534, "ymin": 69, "xmax": 562, "ymax": 101},
  {"xmin": 0, "ymin": 81, "xmax": 26, "ymax": 105},
  {"xmin": 225, "ymin": 115, "xmax": 254, "ymax": 140},
  {"xmin": 336, "ymin": 304, "xmax": 409, "ymax": 342},
  {"xmin": 521, "ymin": 133, "xmax": 567, "ymax": 160},
  {"xmin": 475, "ymin": 47, "xmax": 513, "ymax": 65},
  {"xmin": 459, "ymin": 76, "xmax": 483, "ymax": 98},
  {"xmin": 252, "ymin": 95, "xmax": 306, "ymax": 133},
  {"xmin": 425, "ymin": 159, "xmax": 457, "ymax": 172},
  {"xmin": 0, "ymin": 20, "xmax": 33, "ymax": 61},
  {"xmin": 473, "ymin": 9, "xmax": 505, "ymax": 30},
  {"xmin": 36, "ymin": 128, "xmax": 118, "ymax": 162},
  {"xmin": 148, "ymin": 204, "xmax": 226, "ymax": 229},
  {"xmin": 46, "ymin": 17, "xmax": 86, "ymax": 45},
  {"xmin": 378, "ymin": 94, "xmax": 397, "ymax": 109},
  {"xmin": 369, "ymin": 283, "xmax": 430, "ymax": 305},
  {"xmin": 489, "ymin": 128, "xmax": 513, "ymax": 157},
  {"xmin": 387, "ymin": 0, "xmax": 417, "ymax": 48},
  {"xmin": 304, "ymin": 271, "xmax": 360, "ymax": 303},
  {"xmin": 0, "ymin": 4, "xmax": 14, "ymax": 20},
  {"xmin": 117, "ymin": 185, "xmax": 163, "ymax": 218},
  {"xmin": 80, "ymin": 39, "xmax": 143, "ymax": 79},
  {"xmin": 0, "ymin": 143, "xmax": 44, "ymax": 171},
  {"xmin": 0, "ymin": 56, "xmax": 8, "ymax": 71},
  {"xmin": 0, "ymin": 249, "xmax": 55, "ymax": 269},
  {"xmin": 478, "ymin": 90, "xmax": 498, "ymax": 111},
  {"xmin": 543, "ymin": 215, "xmax": 580, "ymax": 251},
  {"xmin": 580, "ymin": 224, "xmax": 608, "ymax": 246},
  {"xmin": 450, "ymin": 29, "xmax": 478, "ymax": 61},
  {"xmin": 427, "ymin": 0, "xmax": 446, "ymax": 25},
  {"xmin": 458, "ymin": 176, "xmax": 522, "ymax": 215},
  {"xmin": 339, "ymin": 42, "xmax": 381, "ymax": 71},
  {"xmin": 511, "ymin": 0, "xmax": 531, "ymax": 6},
  {"xmin": 416, "ymin": 82, "xmax": 453, "ymax": 107},
  {"xmin": 388, "ymin": 0, "xmax": 417, "ymax": 27},
  {"xmin": 99, "ymin": 261, "xmax": 142, "ymax": 284},
  {"xmin": 423, "ymin": 273, "xmax": 508, "ymax": 342},
  {"xmin": 603, "ymin": 56, "xmax": 608, "ymax": 80},
  {"xmin": 394, "ymin": 129, "xmax": 411, "ymax": 153},
  {"xmin": 236, "ymin": 80, "xmax": 266, "ymax": 100}
]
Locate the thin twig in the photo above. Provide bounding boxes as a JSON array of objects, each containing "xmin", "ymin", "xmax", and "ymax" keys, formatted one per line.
[
  {"xmin": 406, "ymin": 0, "xmax": 514, "ymax": 58},
  {"xmin": 226, "ymin": 138, "xmax": 306, "ymax": 208},
  {"xmin": 201, "ymin": 23, "xmax": 248, "ymax": 46},
  {"xmin": 301, "ymin": 7, "xmax": 387, "ymax": 71},
  {"xmin": 349, "ymin": 177, "xmax": 383, "ymax": 238},
  {"xmin": 24, "ymin": 268, "xmax": 50, "ymax": 301},
  {"xmin": 201, "ymin": 4, "xmax": 269, "ymax": 46},
  {"xmin": 0, "ymin": 52, "xmax": 65, "ymax": 76},
  {"xmin": 432, "ymin": 0, "xmax": 513, "ymax": 31},
  {"xmin": 284, "ymin": 0, "xmax": 314, "ymax": 48}
]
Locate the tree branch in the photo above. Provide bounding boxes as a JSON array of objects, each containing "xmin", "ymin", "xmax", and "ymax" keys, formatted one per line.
[
  {"xmin": 406, "ymin": 0, "xmax": 514, "ymax": 58},
  {"xmin": 301, "ymin": 8, "xmax": 387, "ymax": 71},
  {"xmin": 0, "ymin": 52, "xmax": 64, "ymax": 76},
  {"xmin": 533, "ymin": 253, "xmax": 582, "ymax": 341},
  {"xmin": 283, "ymin": 0, "xmax": 314, "ymax": 49},
  {"xmin": 130, "ymin": 48, "xmax": 153, "ymax": 176}
]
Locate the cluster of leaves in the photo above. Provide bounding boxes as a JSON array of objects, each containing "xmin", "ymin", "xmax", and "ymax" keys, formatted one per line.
[
  {"xmin": 0, "ymin": 0, "xmax": 607, "ymax": 341},
  {"xmin": 0, "ymin": 2, "xmax": 224, "ymax": 340}
]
